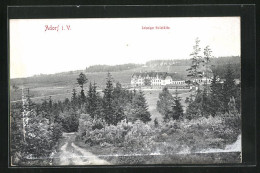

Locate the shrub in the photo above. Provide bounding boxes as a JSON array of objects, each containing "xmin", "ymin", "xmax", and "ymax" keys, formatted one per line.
[{"xmin": 61, "ymin": 112, "xmax": 79, "ymax": 132}]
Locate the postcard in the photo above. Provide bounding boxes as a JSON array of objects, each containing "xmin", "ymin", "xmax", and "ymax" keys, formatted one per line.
[{"xmin": 9, "ymin": 17, "xmax": 241, "ymax": 166}]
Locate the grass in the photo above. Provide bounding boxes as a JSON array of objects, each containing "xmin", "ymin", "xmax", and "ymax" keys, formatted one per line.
[
  {"xmin": 10, "ymin": 67, "xmax": 192, "ymax": 122},
  {"xmin": 10, "ymin": 65, "xmax": 190, "ymax": 101},
  {"xmin": 74, "ymin": 138, "xmax": 241, "ymax": 164}
]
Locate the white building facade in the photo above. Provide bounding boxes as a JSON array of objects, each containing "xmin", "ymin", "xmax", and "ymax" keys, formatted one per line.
[{"xmin": 131, "ymin": 72, "xmax": 213, "ymax": 88}]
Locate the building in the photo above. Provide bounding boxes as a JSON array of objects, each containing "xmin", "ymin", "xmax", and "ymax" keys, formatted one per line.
[
  {"xmin": 131, "ymin": 72, "xmax": 187, "ymax": 88},
  {"xmin": 130, "ymin": 72, "xmax": 213, "ymax": 89}
]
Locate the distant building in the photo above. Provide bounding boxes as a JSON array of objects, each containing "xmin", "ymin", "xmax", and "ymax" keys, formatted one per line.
[{"xmin": 131, "ymin": 72, "xmax": 213, "ymax": 89}]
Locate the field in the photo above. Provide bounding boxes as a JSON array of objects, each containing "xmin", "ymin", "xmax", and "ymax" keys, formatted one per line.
[
  {"xmin": 10, "ymin": 81, "xmax": 191, "ymax": 122},
  {"xmin": 10, "ymin": 65, "xmax": 189, "ymax": 101},
  {"xmin": 10, "ymin": 70, "xmax": 134, "ymax": 102},
  {"xmin": 10, "ymin": 67, "xmax": 191, "ymax": 121}
]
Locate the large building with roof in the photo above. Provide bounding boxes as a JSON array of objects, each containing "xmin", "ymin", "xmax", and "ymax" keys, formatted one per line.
[{"xmin": 130, "ymin": 72, "xmax": 213, "ymax": 89}]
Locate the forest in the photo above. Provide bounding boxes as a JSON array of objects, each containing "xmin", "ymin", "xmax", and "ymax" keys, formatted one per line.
[{"xmin": 10, "ymin": 38, "xmax": 241, "ymax": 165}]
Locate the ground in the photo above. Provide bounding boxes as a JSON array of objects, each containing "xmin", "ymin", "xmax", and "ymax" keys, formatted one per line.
[
  {"xmin": 52, "ymin": 132, "xmax": 110, "ymax": 165},
  {"xmin": 52, "ymin": 132, "xmax": 241, "ymax": 165}
]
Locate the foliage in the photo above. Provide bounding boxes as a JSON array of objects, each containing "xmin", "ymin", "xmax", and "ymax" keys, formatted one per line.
[
  {"xmin": 77, "ymin": 72, "xmax": 88, "ymax": 89},
  {"xmin": 222, "ymin": 65, "xmax": 237, "ymax": 112},
  {"xmin": 156, "ymin": 87, "xmax": 174, "ymax": 121},
  {"xmin": 86, "ymin": 82, "xmax": 103, "ymax": 119},
  {"xmin": 129, "ymin": 91, "xmax": 151, "ymax": 123},
  {"xmin": 77, "ymin": 72, "xmax": 88, "ymax": 104},
  {"xmin": 209, "ymin": 74, "xmax": 223, "ymax": 116},
  {"xmin": 144, "ymin": 78, "xmax": 152, "ymax": 86},
  {"xmin": 86, "ymin": 63, "xmax": 142, "ymax": 72},
  {"xmin": 154, "ymin": 118, "xmax": 159, "ymax": 128},
  {"xmin": 156, "ymin": 113, "xmax": 241, "ymax": 153},
  {"xmin": 10, "ymin": 102, "xmax": 63, "ymax": 166},
  {"xmin": 186, "ymin": 38, "xmax": 203, "ymax": 80},
  {"xmin": 60, "ymin": 112, "xmax": 79, "ymax": 132},
  {"xmin": 186, "ymin": 64, "xmax": 240, "ymax": 118},
  {"xmin": 111, "ymin": 82, "xmax": 129, "ymax": 124},
  {"xmin": 71, "ymin": 88, "xmax": 78, "ymax": 111},
  {"xmin": 171, "ymin": 89, "xmax": 184, "ymax": 120},
  {"xmin": 102, "ymin": 72, "xmax": 115, "ymax": 125},
  {"xmin": 211, "ymin": 63, "xmax": 241, "ymax": 79}
]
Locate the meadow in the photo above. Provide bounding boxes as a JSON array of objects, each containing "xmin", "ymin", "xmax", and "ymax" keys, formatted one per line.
[{"xmin": 10, "ymin": 66, "xmax": 191, "ymax": 121}]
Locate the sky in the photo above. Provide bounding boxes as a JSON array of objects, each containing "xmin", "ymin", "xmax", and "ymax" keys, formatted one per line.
[{"xmin": 10, "ymin": 17, "xmax": 240, "ymax": 78}]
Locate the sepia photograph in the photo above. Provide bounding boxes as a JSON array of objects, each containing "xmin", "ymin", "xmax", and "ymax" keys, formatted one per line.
[{"xmin": 9, "ymin": 17, "xmax": 241, "ymax": 166}]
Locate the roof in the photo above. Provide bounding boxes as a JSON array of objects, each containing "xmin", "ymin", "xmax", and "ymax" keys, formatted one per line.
[{"xmin": 132, "ymin": 72, "xmax": 179, "ymax": 80}]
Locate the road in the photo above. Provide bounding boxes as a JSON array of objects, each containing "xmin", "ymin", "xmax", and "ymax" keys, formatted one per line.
[{"xmin": 52, "ymin": 133, "xmax": 110, "ymax": 165}]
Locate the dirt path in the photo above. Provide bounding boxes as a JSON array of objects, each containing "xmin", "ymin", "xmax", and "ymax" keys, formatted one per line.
[{"xmin": 53, "ymin": 133, "xmax": 110, "ymax": 165}]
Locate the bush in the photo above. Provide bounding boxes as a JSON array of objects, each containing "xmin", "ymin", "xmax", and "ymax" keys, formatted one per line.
[
  {"xmin": 154, "ymin": 113, "xmax": 241, "ymax": 153},
  {"xmin": 51, "ymin": 123, "xmax": 63, "ymax": 142},
  {"xmin": 121, "ymin": 120, "xmax": 156, "ymax": 155},
  {"xmin": 61, "ymin": 112, "xmax": 79, "ymax": 132}
]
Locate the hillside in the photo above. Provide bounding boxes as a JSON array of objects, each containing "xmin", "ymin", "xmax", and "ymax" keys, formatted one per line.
[{"xmin": 10, "ymin": 56, "xmax": 240, "ymax": 102}]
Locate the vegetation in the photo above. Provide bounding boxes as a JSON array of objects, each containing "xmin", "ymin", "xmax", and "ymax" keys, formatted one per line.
[
  {"xmin": 156, "ymin": 87, "xmax": 174, "ymax": 121},
  {"xmin": 86, "ymin": 63, "xmax": 142, "ymax": 72},
  {"xmin": 10, "ymin": 38, "xmax": 241, "ymax": 165}
]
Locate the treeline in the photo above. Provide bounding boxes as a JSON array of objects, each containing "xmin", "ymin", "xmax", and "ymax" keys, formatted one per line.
[
  {"xmin": 146, "ymin": 60, "xmax": 179, "ymax": 67},
  {"xmin": 10, "ymin": 95, "xmax": 63, "ymax": 166},
  {"xmin": 211, "ymin": 63, "xmax": 240, "ymax": 79},
  {"xmin": 85, "ymin": 63, "xmax": 142, "ymax": 73},
  {"xmin": 155, "ymin": 38, "xmax": 241, "ymax": 131},
  {"xmin": 146, "ymin": 56, "xmax": 240, "ymax": 67},
  {"xmin": 156, "ymin": 65, "xmax": 240, "ymax": 121},
  {"xmin": 10, "ymin": 72, "xmax": 152, "ymax": 165}
]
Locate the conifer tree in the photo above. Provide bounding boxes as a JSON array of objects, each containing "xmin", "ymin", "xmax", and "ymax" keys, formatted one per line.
[
  {"xmin": 87, "ymin": 82, "xmax": 102, "ymax": 119},
  {"xmin": 209, "ymin": 74, "xmax": 223, "ymax": 116},
  {"xmin": 200, "ymin": 87, "xmax": 211, "ymax": 117},
  {"xmin": 86, "ymin": 82, "xmax": 93, "ymax": 116},
  {"xmin": 203, "ymin": 45, "xmax": 213, "ymax": 93},
  {"xmin": 222, "ymin": 65, "xmax": 237, "ymax": 113},
  {"xmin": 130, "ymin": 90, "xmax": 151, "ymax": 123},
  {"xmin": 93, "ymin": 82, "xmax": 104, "ymax": 119},
  {"xmin": 77, "ymin": 72, "xmax": 88, "ymax": 104},
  {"xmin": 157, "ymin": 87, "xmax": 174, "ymax": 122},
  {"xmin": 71, "ymin": 88, "xmax": 78, "ymax": 113},
  {"xmin": 186, "ymin": 37, "xmax": 203, "ymax": 88},
  {"xmin": 102, "ymin": 72, "xmax": 115, "ymax": 125},
  {"xmin": 171, "ymin": 89, "xmax": 184, "ymax": 120},
  {"xmin": 111, "ymin": 82, "xmax": 126, "ymax": 125}
]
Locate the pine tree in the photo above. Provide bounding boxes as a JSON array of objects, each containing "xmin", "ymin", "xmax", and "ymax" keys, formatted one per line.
[
  {"xmin": 203, "ymin": 45, "xmax": 213, "ymax": 93},
  {"xmin": 222, "ymin": 65, "xmax": 237, "ymax": 113},
  {"xmin": 87, "ymin": 82, "xmax": 102, "ymax": 119},
  {"xmin": 102, "ymin": 72, "xmax": 115, "ymax": 125},
  {"xmin": 186, "ymin": 37, "xmax": 203, "ymax": 87},
  {"xmin": 171, "ymin": 89, "xmax": 184, "ymax": 120},
  {"xmin": 111, "ymin": 82, "xmax": 126, "ymax": 125},
  {"xmin": 209, "ymin": 74, "xmax": 223, "ymax": 116},
  {"xmin": 86, "ymin": 82, "xmax": 93, "ymax": 117},
  {"xmin": 130, "ymin": 90, "xmax": 151, "ymax": 123},
  {"xmin": 156, "ymin": 87, "xmax": 174, "ymax": 122},
  {"xmin": 71, "ymin": 88, "xmax": 78, "ymax": 113},
  {"xmin": 77, "ymin": 72, "xmax": 88, "ymax": 104},
  {"xmin": 200, "ymin": 87, "xmax": 211, "ymax": 117}
]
